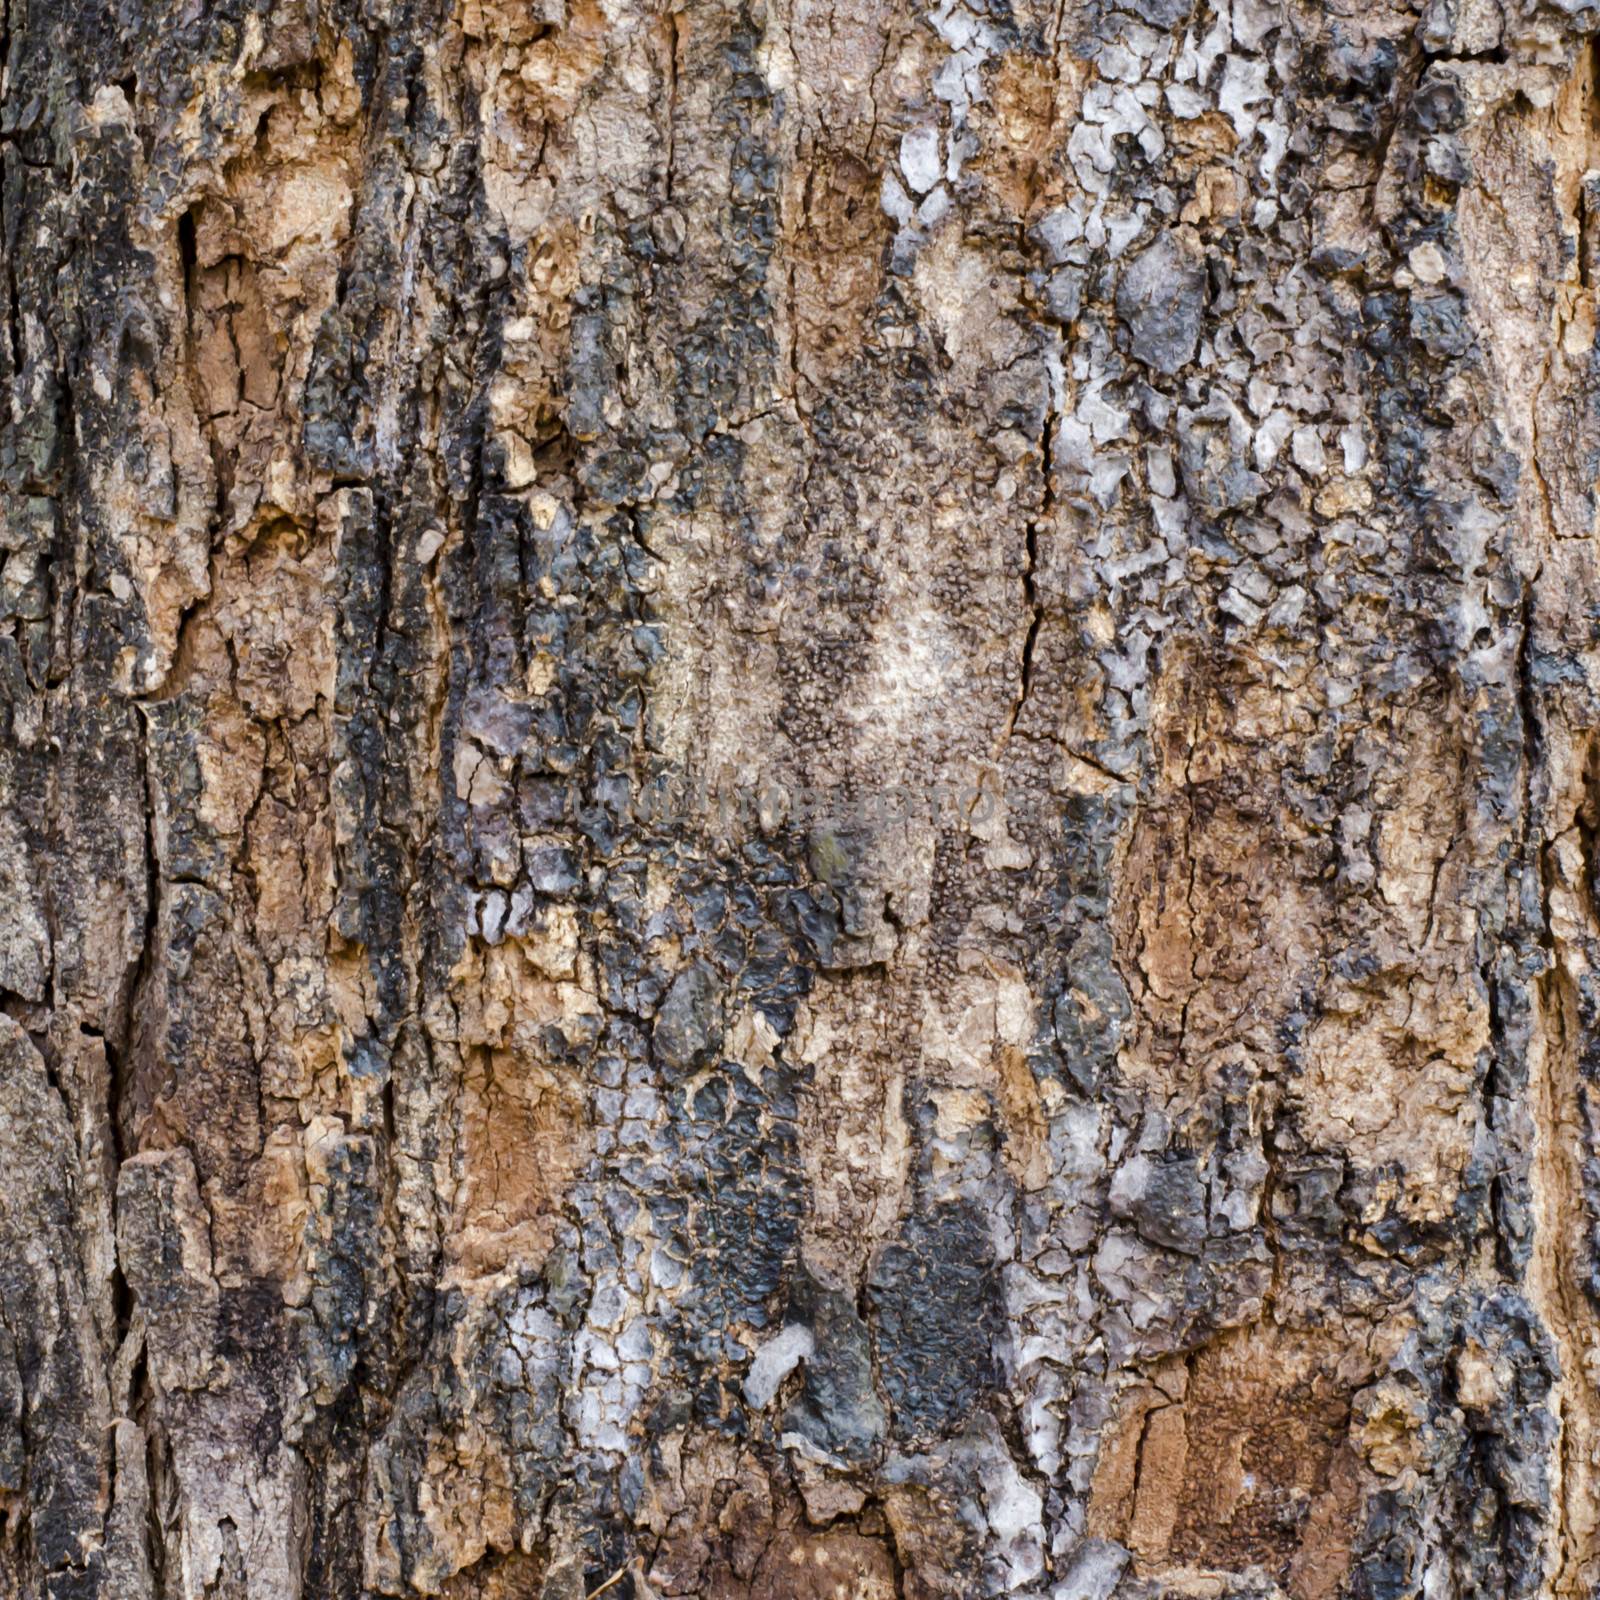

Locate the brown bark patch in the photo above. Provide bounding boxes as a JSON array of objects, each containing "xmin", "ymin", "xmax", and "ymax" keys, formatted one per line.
[
  {"xmin": 1090, "ymin": 1326, "xmax": 1371, "ymax": 1597},
  {"xmin": 790, "ymin": 149, "xmax": 892, "ymax": 389}
]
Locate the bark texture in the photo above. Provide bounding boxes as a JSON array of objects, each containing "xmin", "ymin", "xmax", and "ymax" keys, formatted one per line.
[{"xmin": 8, "ymin": 0, "xmax": 1600, "ymax": 1595}]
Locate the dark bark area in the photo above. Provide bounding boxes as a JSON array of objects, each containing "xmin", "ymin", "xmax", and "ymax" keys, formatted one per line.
[{"xmin": 6, "ymin": 0, "xmax": 1600, "ymax": 1596}]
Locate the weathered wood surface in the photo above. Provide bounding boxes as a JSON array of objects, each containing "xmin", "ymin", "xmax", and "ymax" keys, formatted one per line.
[{"xmin": 6, "ymin": 0, "xmax": 1600, "ymax": 1595}]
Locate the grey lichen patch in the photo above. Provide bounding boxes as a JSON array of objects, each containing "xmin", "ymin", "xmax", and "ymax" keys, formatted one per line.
[{"xmin": 1115, "ymin": 229, "xmax": 1209, "ymax": 375}]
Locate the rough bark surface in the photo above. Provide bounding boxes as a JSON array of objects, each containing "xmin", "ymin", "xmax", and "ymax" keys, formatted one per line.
[{"xmin": 8, "ymin": 0, "xmax": 1600, "ymax": 1595}]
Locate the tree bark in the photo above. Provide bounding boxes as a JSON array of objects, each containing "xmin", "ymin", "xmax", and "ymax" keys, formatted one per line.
[{"xmin": 5, "ymin": 0, "xmax": 1600, "ymax": 1595}]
